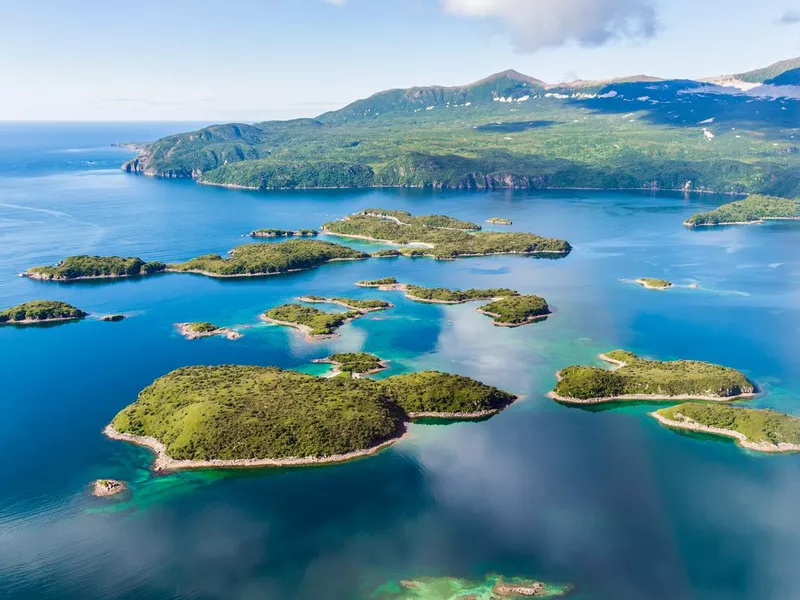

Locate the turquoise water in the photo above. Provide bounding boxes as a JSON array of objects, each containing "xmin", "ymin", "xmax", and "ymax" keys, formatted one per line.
[{"xmin": 2, "ymin": 123, "xmax": 800, "ymax": 599}]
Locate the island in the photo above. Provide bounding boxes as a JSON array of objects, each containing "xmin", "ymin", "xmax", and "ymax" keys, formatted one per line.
[
  {"xmin": 549, "ymin": 350, "xmax": 756, "ymax": 404},
  {"xmin": 105, "ymin": 363, "xmax": 517, "ymax": 470},
  {"xmin": 685, "ymin": 194, "xmax": 800, "ymax": 227},
  {"xmin": 169, "ymin": 239, "xmax": 369, "ymax": 277},
  {"xmin": 0, "ymin": 300, "xmax": 87, "ymax": 325},
  {"xmin": 653, "ymin": 403, "xmax": 800, "ymax": 453},
  {"xmin": 372, "ymin": 574, "xmax": 571, "ymax": 599},
  {"xmin": 249, "ymin": 228, "xmax": 318, "ymax": 238},
  {"xmin": 635, "ymin": 278, "xmax": 673, "ymax": 290},
  {"xmin": 477, "ymin": 294, "xmax": 551, "ymax": 326},
  {"xmin": 175, "ymin": 322, "xmax": 242, "ymax": 341},
  {"xmin": 297, "ymin": 296, "xmax": 393, "ymax": 312},
  {"xmin": 23, "ymin": 255, "xmax": 166, "ymax": 281},
  {"xmin": 357, "ymin": 277, "xmax": 399, "ymax": 288},
  {"xmin": 313, "ymin": 352, "xmax": 388, "ymax": 377},
  {"xmin": 262, "ymin": 304, "xmax": 363, "ymax": 340},
  {"xmin": 322, "ymin": 208, "xmax": 571, "ymax": 258},
  {"xmin": 486, "ymin": 217, "xmax": 513, "ymax": 225},
  {"xmin": 101, "ymin": 314, "xmax": 126, "ymax": 322},
  {"xmin": 91, "ymin": 479, "xmax": 127, "ymax": 498},
  {"xmin": 372, "ymin": 249, "xmax": 402, "ymax": 258}
]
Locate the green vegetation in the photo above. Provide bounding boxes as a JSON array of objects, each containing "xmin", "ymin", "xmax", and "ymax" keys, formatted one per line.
[
  {"xmin": 263, "ymin": 304, "xmax": 361, "ymax": 336},
  {"xmin": 404, "ymin": 285, "xmax": 518, "ymax": 303},
  {"xmin": 323, "ymin": 209, "xmax": 570, "ymax": 257},
  {"xmin": 300, "ymin": 296, "xmax": 392, "ymax": 311},
  {"xmin": 0, "ymin": 300, "xmax": 87, "ymax": 323},
  {"xmin": 170, "ymin": 239, "xmax": 369, "ymax": 276},
  {"xmin": 552, "ymin": 350, "xmax": 756, "ymax": 402},
  {"xmin": 357, "ymin": 277, "xmax": 398, "ymax": 287},
  {"xmin": 186, "ymin": 322, "xmax": 219, "ymax": 333},
  {"xmin": 381, "ymin": 371, "xmax": 515, "ymax": 415},
  {"xmin": 111, "ymin": 366, "xmax": 405, "ymax": 460},
  {"xmin": 478, "ymin": 294, "xmax": 550, "ymax": 325},
  {"xmin": 637, "ymin": 278, "xmax": 672, "ymax": 289},
  {"xmin": 487, "ymin": 217, "xmax": 513, "ymax": 225},
  {"xmin": 25, "ymin": 255, "xmax": 166, "ymax": 280},
  {"xmin": 656, "ymin": 403, "xmax": 800, "ymax": 448},
  {"xmin": 123, "ymin": 65, "xmax": 800, "ymax": 198},
  {"xmin": 685, "ymin": 194, "xmax": 800, "ymax": 226},
  {"xmin": 371, "ymin": 574, "xmax": 571, "ymax": 600},
  {"xmin": 325, "ymin": 352, "xmax": 385, "ymax": 375},
  {"xmin": 372, "ymin": 249, "xmax": 402, "ymax": 257},
  {"xmin": 110, "ymin": 364, "xmax": 517, "ymax": 461},
  {"xmin": 250, "ymin": 228, "xmax": 318, "ymax": 237}
]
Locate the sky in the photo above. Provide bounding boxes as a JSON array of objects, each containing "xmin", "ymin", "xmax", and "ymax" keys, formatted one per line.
[{"xmin": 0, "ymin": 0, "xmax": 798, "ymax": 121}]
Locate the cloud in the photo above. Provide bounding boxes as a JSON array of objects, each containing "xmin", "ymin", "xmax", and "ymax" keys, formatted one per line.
[
  {"xmin": 777, "ymin": 9, "xmax": 800, "ymax": 24},
  {"xmin": 321, "ymin": 0, "xmax": 346, "ymax": 5},
  {"xmin": 441, "ymin": 0, "xmax": 659, "ymax": 52}
]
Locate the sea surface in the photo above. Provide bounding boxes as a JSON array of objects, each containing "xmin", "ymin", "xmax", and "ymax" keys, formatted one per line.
[{"xmin": 2, "ymin": 122, "xmax": 800, "ymax": 600}]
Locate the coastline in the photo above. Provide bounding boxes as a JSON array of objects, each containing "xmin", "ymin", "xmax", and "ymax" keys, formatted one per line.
[
  {"xmin": 407, "ymin": 409, "xmax": 503, "ymax": 419},
  {"xmin": 0, "ymin": 316, "xmax": 84, "ymax": 326},
  {"xmin": 259, "ymin": 314, "xmax": 358, "ymax": 341},
  {"xmin": 475, "ymin": 307, "xmax": 550, "ymax": 327},
  {"xmin": 684, "ymin": 216, "xmax": 800, "ymax": 228},
  {"xmin": 634, "ymin": 278, "xmax": 673, "ymax": 290},
  {"xmin": 296, "ymin": 296, "xmax": 394, "ymax": 313},
  {"xmin": 20, "ymin": 271, "xmax": 156, "ymax": 282},
  {"xmin": 174, "ymin": 323, "xmax": 242, "ymax": 341},
  {"xmin": 650, "ymin": 412, "xmax": 800, "ymax": 454},
  {"xmin": 166, "ymin": 257, "xmax": 366, "ymax": 279},
  {"xmin": 312, "ymin": 358, "xmax": 390, "ymax": 378},
  {"xmin": 103, "ymin": 425, "xmax": 408, "ymax": 472}
]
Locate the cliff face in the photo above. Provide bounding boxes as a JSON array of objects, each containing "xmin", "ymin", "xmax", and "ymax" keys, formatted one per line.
[{"xmin": 122, "ymin": 152, "xmax": 194, "ymax": 179}]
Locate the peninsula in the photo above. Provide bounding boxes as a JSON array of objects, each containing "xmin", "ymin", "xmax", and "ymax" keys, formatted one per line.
[
  {"xmin": 23, "ymin": 255, "xmax": 166, "ymax": 281},
  {"xmin": 262, "ymin": 304, "xmax": 363, "ymax": 339},
  {"xmin": 0, "ymin": 300, "xmax": 87, "ymax": 325},
  {"xmin": 685, "ymin": 194, "xmax": 800, "ymax": 227},
  {"xmin": 375, "ymin": 574, "xmax": 571, "ymax": 599},
  {"xmin": 653, "ymin": 403, "xmax": 800, "ymax": 453},
  {"xmin": 249, "ymin": 228, "xmax": 318, "ymax": 238},
  {"xmin": 297, "ymin": 296, "xmax": 393, "ymax": 312},
  {"xmin": 175, "ymin": 322, "xmax": 242, "ymax": 341},
  {"xmin": 322, "ymin": 208, "xmax": 571, "ymax": 258},
  {"xmin": 550, "ymin": 350, "xmax": 756, "ymax": 404},
  {"xmin": 313, "ymin": 352, "xmax": 388, "ymax": 377},
  {"xmin": 635, "ymin": 278, "xmax": 673, "ymax": 290},
  {"xmin": 106, "ymin": 364, "xmax": 517, "ymax": 470}
]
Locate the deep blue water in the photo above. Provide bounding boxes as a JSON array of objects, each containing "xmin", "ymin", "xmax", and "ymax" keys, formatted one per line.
[{"xmin": 2, "ymin": 123, "xmax": 800, "ymax": 600}]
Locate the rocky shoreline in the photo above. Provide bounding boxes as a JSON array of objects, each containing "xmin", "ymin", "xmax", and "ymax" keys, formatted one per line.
[{"xmin": 175, "ymin": 323, "xmax": 242, "ymax": 341}]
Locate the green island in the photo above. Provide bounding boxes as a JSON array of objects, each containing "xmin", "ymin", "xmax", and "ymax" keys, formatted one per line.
[
  {"xmin": 371, "ymin": 574, "xmax": 571, "ymax": 599},
  {"xmin": 297, "ymin": 295, "xmax": 393, "ymax": 312},
  {"xmin": 175, "ymin": 322, "xmax": 242, "ymax": 341},
  {"xmin": 313, "ymin": 352, "xmax": 388, "ymax": 377},
  {"xmin": 685, "ymin": 194, "xmax": 800, "ymax": 227},
  {"xmin": 105, "ymin": 363, "xmax": 517, "ymax": 470},
  {"xmin": 486, "ymin": 217, "xmax": 513, "ymax": 225},
  {"xmin": 372, "ymin": 249, "xmax": 402, "ymax": 258},
  {"xmin": 0, "ymin": 300, "xmax": 87, "ymax": 324},
  {"xmin": 262, "ymin": 304, "xmax": 363, "ymax": 339},
  {"xmin": 635, "ymin": 278, "xmax": 673, "ymax": 290},
  {"xmin": 653, "ymin": 403, "xmax": 800, "ymax": 453},
  {"xmin": 122, "ymin": 61, "xmax": 800, "ymax": 198},
  {"xmin": 23, "ymin": 255, "xmax": 166, "ymax": 281},
  {"xmin": 550, "ymin": 350, "xmax": 756, "ymax": 404},
  {"xmin": 249, "ymin": 228, "xmax": 318, "ymax": 238},
  {"xmin": 169, "ymin": 239, "xmax": 369, "ymax": 277},
  {"xmin": 322, "ymin": 208, "xmax": 570, "ymax": 258},
  {"xmin": 357, "ymin": 277, "xmax": 399, "ymax": 287},
  {"xmin": 477, "ymin": 294, "xmax": 551, "ymax": 326},
  {"xmin": 101, "ymin": 314, "xmax": 126, "ymax": 322}
]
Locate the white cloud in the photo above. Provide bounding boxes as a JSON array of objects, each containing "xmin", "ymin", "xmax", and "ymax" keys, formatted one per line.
[{"xmin": 441, "ymin": 0, "xmax": 658, "ymax": 52}]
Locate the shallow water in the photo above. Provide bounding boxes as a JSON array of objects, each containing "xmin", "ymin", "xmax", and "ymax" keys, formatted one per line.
[{"xmin": 1, "ymin": 123, "xmax": 800, "ymax": 600}]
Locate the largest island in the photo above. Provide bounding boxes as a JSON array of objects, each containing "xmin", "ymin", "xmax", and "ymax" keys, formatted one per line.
[{"xmin": 121, "ymin": 57, "xmax": 800, "ymax": 197}]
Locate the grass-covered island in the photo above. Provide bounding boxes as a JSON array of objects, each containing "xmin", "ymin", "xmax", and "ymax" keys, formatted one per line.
[
  {"xmin": 653, "ymin": 403, "xmax": 800, "ymax": 453},
  {"xmin": 262, "ymin": 304, "xmax": 363, "ymax": 339},
  {"xmin": 685, "ymin": 194, "xmax": 800, "ymax": 227},
  {"xmin": 249, "ymin": 228, "xmax": 318, "ymax": 238},
  {"xmin": 0, "ymin": 300, "xmax": 87, "ymax": 325},
  {"xmin": 486, "ymin": 217, "xmax": 513, "ymax": 225},
  {"xmin": 105, "ymin": 364, "xmax": 517, "ymax": 470},
  {"xmin": 372, "ymin": 574, "xmax": 571, "ymax": 599},
  {"xmin": 477, "ymin": 295, "xmax": 551, "ymax": 326},
  {"xmin": 297, "ymin": 296, "xmax": 393, "ymax": 312},
  {"xmin": 23, "ymin": 255, "xmax": 166, "ymax": 281},
  {"xmin": 101, "ymin": 314, "xmax": 126, "ymax": 322},
  {"xmin": 357, "ymin": 277, "xmax": 399, "ymax": 287},
  {"xmin": 313, "ymin": 352, "xmax": 388, "ymax": 377},
  {"xmin": 322, "ymin": 208, "xmax": 570, "ymax": 258},
  {"xmin": 169, "ymin": 239, "xmax": 369, "ymax": 277},
  {"xmin": 175, "ymin": 322, "xmax": 242, "ymax": 341},
  {"xmin": 550, "ymin": 350, "xmax": 756, "ymax": 404},
  {"xmin": 91, "ymin": 479, "xmax": 127, "ymax": 498},
  {"xmin": 635, "ymin": 278, "xmax": 673, "ymax": 290}
]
